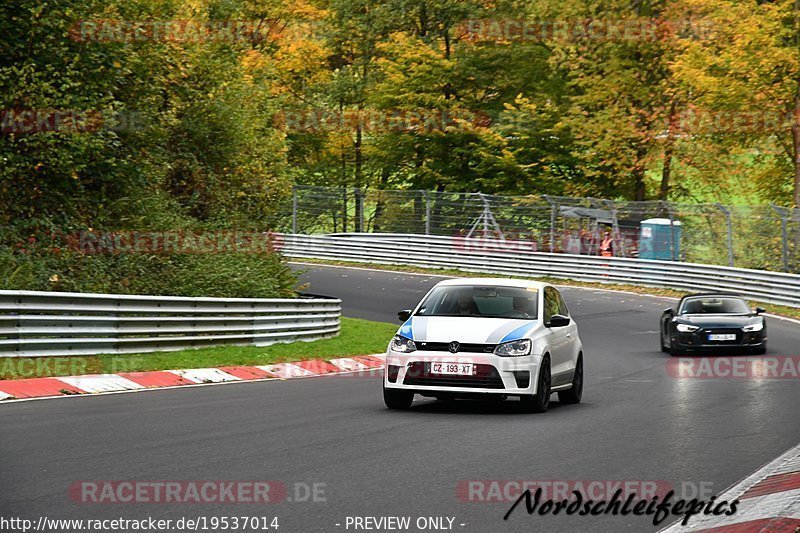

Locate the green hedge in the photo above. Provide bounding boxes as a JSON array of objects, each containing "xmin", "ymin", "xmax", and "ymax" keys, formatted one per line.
[{"xmin": 0, "ymin": 233, "xmax": 297, "ymax": 298}]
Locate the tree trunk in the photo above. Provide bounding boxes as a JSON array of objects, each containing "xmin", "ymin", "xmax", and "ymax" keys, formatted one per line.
[
  {"xmin": 793, "ymin": 0, "xmax": 800, "ymax": 208},
  {"xmin": 372, "ymin": 167, "xmax": 390, "ymax": 232},
  {"xmin": 659, "ymin": 99, "xmax": 678, "ymax": 201},
  {"xmin": 354, "ymin": 119, "xmax": 363, "ymax": 232},
  {"xmin": 792, "ymin": 86, "xmax": 800, "ymax": 267},
  {"xmin": 793, "ymin": 87, "xmax": 800, "ymax": 208},
  {"xmin": 340, "ymin": 100, "xmax": 348, "ymax": 233},
  {"xmin": 633, "ymin": 145, "xmax": 648, "ymax": 201}
]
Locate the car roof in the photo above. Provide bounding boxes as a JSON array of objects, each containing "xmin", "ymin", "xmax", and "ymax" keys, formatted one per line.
[{"xmin": 434, "ymin": 278, "xmax": 548, "ymax": 290}]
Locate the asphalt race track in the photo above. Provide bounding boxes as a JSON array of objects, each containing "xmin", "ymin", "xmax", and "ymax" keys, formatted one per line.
[{"xmin": 2, "ymin": 263, "xmax": 800, "ymax": 532}]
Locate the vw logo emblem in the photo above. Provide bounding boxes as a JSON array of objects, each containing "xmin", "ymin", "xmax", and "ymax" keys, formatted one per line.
[{"xmin": 448, "ymin": 341, "xmax": 460, "ymax": 353}]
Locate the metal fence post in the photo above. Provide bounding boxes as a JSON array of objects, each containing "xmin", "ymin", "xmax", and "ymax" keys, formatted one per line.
[
  {"xmin": 479, "ymin": 193, "xmax": 490, "ymax": 237},
  {"xmin": 423, "ymin": 191, "xmax": 431, "ymax": 235},
  {"xmin": 716, "ymin": 203, "xmax": 734, "ymax": 267},
  {"xmin": 355, "ymin": 188, "xmax": 364, "ymax": 233},
  {"xmin": 543, "ymin": 195, "xmax": 557, "ymax": 252},
  {"xmin": 604, "ymin": 199, "xmax": 620, "ymax": 257},
  {"xmin": 341, "ymin": 187, "xmax": 348, "ymax": 233},
  {"xmin": 772, "ymin": 204, "xmax": 790, "ymax": 272},
  {"xmin": 292, "ymin": 185, "xmax": 298, "ymax": 234},
  {"xmin": 661, "ymin": 201, "xmax": 677, "ymax": 261},
  {"xmin": 793, "ymin": 208, "xmax": 800, "ymax": 272}
]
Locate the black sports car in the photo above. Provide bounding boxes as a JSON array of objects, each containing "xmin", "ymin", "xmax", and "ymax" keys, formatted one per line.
[{"xmin": 660, "ymin": 293, "xmax": 767, "ymax": 356}]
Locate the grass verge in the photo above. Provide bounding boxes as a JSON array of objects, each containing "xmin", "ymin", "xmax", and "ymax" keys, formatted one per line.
[
  {"xmin": 290, "ymin": 257, "xmax": 800, "ymax": 321},
  {"xmin": 0, "ymin": 317, "xmax": 396, "ymax": 380}
]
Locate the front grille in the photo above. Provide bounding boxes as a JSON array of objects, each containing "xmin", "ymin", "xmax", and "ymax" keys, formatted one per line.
[
  {"xmin": 414, "ymin": 341, "xmax": 496, "ymax": 353},
  {"xmin": 403, "ymin": 362, "xmax": 505, "ymax": 389}
]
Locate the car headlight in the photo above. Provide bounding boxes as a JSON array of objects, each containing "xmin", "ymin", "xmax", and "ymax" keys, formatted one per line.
[
  {"xmin": 676, "ymin": 324, "xmax": 699, "ymax": 333},
  {"xmin": 743, "ymin": 322, "xmax": 764, "ymax": 332},
  {"xmin": 494, "ymin": 338, "xmax": 532, "ymax": 357},
  {"xmin": 390, "ymin": 335, "xmax": 417, "ymax": 353}
]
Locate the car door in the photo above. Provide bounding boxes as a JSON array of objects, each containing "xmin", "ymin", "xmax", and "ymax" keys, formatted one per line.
[
  {"xmin": 554, "ymin": 288, "xmax": 579, "ymax": 384},
  {"xmin": 544, "ymin": 287, "xmax": 572, "ymax": 385}
]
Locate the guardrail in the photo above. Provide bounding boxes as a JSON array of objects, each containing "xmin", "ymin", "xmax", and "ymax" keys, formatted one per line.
[
  {"xmin": 280, "ymin": 233, "xmax": 800, "ymax": 308},
  {"xmin": 0, "ymin": 291, "xmax": 341, "ymax": 358}
]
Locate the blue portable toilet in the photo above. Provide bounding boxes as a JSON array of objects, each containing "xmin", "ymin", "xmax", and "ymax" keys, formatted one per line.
[{"xmin": 639, "ymin": 218, "xmax": 682, "ymax": 261}]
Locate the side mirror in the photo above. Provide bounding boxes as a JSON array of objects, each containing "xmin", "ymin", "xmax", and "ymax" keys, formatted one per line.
[
  {"xmin": 755, "ymin": 307, "xmax": 766, "ymax": 315},
  {"xmin": 547, "ymin": 314, "xmax": 571, "ymax": 328},
  {"xmin": 664, "ymin": 308, "xmax": 674, "ymax": 315},
  {"xmin": 398, "ymin": 309, "xmax": 412, "ymax": 322}
]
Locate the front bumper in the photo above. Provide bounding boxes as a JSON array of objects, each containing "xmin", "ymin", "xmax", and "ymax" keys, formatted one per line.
[
  {"xmin": 671, "ymin": 329, "xmax": 766, "ymax": 352},
  {"xmin": 383, "ymin": 350, "xmax": 543, "ymax": 396}
]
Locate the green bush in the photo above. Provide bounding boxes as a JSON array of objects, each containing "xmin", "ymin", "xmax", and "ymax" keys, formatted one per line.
[{"xmin": 0, "ymin": 228, "xmax": 297, "ymax": 298}]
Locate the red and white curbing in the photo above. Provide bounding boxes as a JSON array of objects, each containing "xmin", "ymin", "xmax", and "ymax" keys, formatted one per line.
[
  {"xmin": 0, "ymin": 354, "xmax": 385, "ymax": 402},
  {"xmin": 662, "ymin": 442, "xmax": 800, "ymax": 532}
]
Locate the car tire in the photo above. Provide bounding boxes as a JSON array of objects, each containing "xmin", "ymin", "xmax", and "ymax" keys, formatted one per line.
[
  {"xmin": 521, "ymin": 357, "xmax": 551, "ymax": 413},
  {"xmin": 558, "ymin": 354, "xmax": 583, "ymax": 405},
  {"xmin": 668, "ymin": 340, "xmax": 684, "ymax": 356},
  {"xmin": 660, "ymin": 330, "xmax": 670, "ymax": 353},
  {"xmin": 750, "ymin": 345, "xmax": 767, "ymax": 355},
  {"xmin": 383, "ymin": 386, "xmax": 413, "ymax": 410}
]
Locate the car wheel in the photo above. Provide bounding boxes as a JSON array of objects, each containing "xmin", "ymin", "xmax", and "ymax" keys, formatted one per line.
[
  {"xmin": 750, "ymin": 345, "xmax": 767, "ymax": 355},
  {"xmin": 660, "ymin": 330, "xmax": 670, "ymax": 353},
  {"xmin": 521, "ymin": 357, "xmax": 551, "ymax": 413},
  {"xmin": 383, "ymin": 386, "xmax": 413, "ymax": 410},
  {"xmin": 558, "ymin": 354, "xmax": 583, "ymax": 404},
  {"xmin": 668, "ymin": 338, "xmax": 684, "ymax": 356}
]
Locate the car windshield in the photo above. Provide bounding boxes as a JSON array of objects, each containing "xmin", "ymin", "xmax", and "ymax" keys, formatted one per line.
[
  {"xmin": 680, "ymin": 297, "xmax": 750, "ymax": 315},
  {"xmin": 415, "ymin": 285, "xmax": 539, "ymax": 319}
]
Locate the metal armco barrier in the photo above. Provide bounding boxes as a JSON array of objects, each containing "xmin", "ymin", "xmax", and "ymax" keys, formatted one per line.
[
  {"xmin": 0, "ymin": 291, "xmax": 341, "ymax": 358},
  {"xmin": 280, "ymin": 233, "xmax": 800, "ymax": 308}
]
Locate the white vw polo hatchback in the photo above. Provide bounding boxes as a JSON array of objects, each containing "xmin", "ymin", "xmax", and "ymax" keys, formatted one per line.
[{"xmin": 383, "ymin": 278, "xmax": 583, "ymax": 412}]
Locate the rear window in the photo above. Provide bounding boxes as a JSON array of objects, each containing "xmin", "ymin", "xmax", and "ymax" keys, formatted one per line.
[{"xmin": 416, "ymin": 285, "xmax": 538, "ymax": 319}]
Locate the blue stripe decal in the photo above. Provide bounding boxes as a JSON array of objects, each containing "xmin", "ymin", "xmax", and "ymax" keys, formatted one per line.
[
  {"xmin": 398, "ymin": 318, "xmax": 414, "ymax": 340},
  {"xmin": 487, "ymin": 321, "xmax": 525, "ymax": 343},
  {"xmin": 499, "ymin": 323, "xmax": 533, "ymax": 343}
]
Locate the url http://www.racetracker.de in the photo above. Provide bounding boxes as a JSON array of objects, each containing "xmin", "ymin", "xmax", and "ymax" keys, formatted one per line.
[{"xmin": 0, "ymin": 515, "xmax": 282, "ymax": 532}]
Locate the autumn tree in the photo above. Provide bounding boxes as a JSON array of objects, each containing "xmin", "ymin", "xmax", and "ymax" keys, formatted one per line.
[{"xmin": 669, "ymin": 0, "xmax": 800, "ymax": 207}]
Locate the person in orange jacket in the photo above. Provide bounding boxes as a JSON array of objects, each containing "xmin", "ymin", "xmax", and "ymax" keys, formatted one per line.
[{"xmin": 600, "ymin": 229, "xmax": 614, "ymax": 257}]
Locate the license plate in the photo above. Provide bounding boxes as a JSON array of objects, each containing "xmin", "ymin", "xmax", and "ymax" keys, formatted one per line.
[
  {"xmin": 708, "ymin": 334, "xmax": 736, "ymax": 341},
  {"xmin": 430, "ymin": 362, "xmax": 474, "ymax": 376}
]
